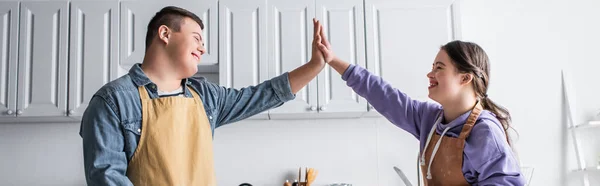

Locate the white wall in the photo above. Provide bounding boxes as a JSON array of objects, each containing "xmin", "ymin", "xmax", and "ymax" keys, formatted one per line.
[
  {"xmin": 457, "ymin": 0, "xmax": 600, "ymax": 185},
  {"xmin": 560, "ymin": 0, "xmax": 600, "ymax": 185},
  {"xmin": 0, "ymin": 122, "xmax": 86, "ymax": 186},
  {"xmin": 458, "ymin": 0, "xmax": 565, "ymax": 185},
  {"xmin": 212, "ymin": 118, "xmax": 421, "ymax": 186},
  {"xmin": 1, "ymin": 0, "xmax": 599, "ymax": 186}
]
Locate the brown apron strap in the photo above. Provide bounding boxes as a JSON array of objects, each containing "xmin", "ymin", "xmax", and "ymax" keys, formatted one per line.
[{"xmin": 458, "ymin": 101, "xmax": 484, "ymax": 139}]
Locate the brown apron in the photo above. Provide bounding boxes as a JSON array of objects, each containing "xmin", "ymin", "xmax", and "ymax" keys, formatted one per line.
[
  {"xmin": 126, "ymin": 86, "xmax": 216, "ymax": 186},
  {"xmin": 419, "ymin": 102, "xmax": 483, "ymax": 186}
]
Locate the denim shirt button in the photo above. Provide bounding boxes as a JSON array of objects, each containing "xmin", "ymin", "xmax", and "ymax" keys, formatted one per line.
[
  {"xmin": 209, "ymin": 116, "xmax": 213, "ymax": 120},
  {"xmin": 137, "ymin": 128, "xmax": 141, "ymax": 133}
]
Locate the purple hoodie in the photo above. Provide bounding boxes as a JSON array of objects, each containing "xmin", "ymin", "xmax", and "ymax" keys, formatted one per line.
[{"xmin": 342, "ymin": 65, "xmax": 525, "ymax": 185}]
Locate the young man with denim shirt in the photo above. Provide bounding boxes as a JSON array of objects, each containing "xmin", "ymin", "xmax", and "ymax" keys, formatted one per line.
[{"xmin": 80, "ymin": 6, "xmax": 330, "ymax": 186}]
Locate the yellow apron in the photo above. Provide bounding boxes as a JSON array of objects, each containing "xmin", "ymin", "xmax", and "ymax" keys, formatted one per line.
[{"xmin": 126, "ymin": 86, "xmax": 216, "ymax": 186}]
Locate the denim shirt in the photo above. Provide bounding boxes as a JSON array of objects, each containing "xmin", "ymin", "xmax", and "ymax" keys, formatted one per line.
[{"xmin": 79, "ymin": 64, "xmax": 295, "ymax": 186}]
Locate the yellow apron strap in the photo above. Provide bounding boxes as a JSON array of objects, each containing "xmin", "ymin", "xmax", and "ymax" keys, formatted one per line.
[
  {"xmin": 185, "ymin": 86, "xmax": 200, "ymax": 100},
  {"xmin": 138, "ymin": 85, "xmax": 198, "ymax": 100},
  {"xmin": 137, "ymin": 86, "xmax": 151, "ymax": 100}
]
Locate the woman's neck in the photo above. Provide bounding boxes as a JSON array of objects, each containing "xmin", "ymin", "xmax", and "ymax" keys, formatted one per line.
[{"xmin": 441, "ymin": 95, "xmax": 477, "ymax": 123}]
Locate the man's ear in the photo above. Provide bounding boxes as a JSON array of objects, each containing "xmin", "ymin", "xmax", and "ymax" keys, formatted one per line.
[{"xmin": 158, "ymin": 25, "xmax": 171, "ymax": 44}]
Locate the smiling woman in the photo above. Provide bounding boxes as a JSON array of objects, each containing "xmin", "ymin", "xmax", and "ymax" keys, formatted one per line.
[
  {"xmin": 438, "ymin": 41, "xmax": 513, "ymax": 144},
  {"xmin": 316, "ymin": 28, "xmax": 526, "ymax": 185}
]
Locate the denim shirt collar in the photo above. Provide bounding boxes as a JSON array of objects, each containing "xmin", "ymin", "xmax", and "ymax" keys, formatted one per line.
[{"xmin": 128, "ymin": 63, "xmax": 193, "ymax": 98}]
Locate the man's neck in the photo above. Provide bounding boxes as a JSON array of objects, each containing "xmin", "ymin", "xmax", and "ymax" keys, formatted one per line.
[{"xmin": 141, "ymin": 52, "xmax": 183, "ymax": 92}]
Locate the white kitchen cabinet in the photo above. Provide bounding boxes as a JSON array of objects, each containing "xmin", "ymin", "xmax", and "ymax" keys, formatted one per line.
[
  {"xmin": 266, "ymin": 0, "xmax": 318, "ymax": 118},
  {"xmin": 315, "ymin": 0, "xmax": 367, "ymax": 117},
  {"xmin": 0, "ymin": 1, "xmax": 19, "ymax": 118},
  {"xmin": 68, "ymin": 1, "xmax": 119, "ymax": 117},
  {"xmin": 361, "ymin": 0, "xmax": 459, "ymax": 114},
  {"xmin": 17, "ymin": 1, "xmax": 69, "ymax": 117},
  {"xmin": 219, "ymin": 0, "xmax": 269, "ymax": 119},
  {"xmin": 0, "ymin": 0, "xmax": 463, "ymax": 122},
  {"xmin": 266, "ymin": 0, "xmax": 368, "ymax": 119},
  {"xmin": 120, "ymin": 0, "xmax": 218, "ymax": 74}
]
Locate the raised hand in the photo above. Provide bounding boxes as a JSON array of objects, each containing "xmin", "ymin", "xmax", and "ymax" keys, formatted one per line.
[
  {"xmin": 315, "ymin": 20, "xmax": 336, "ymax": 63},
  {"xmin": 313, "ymin": 20, "xmax": 349, "ymax": 75},
  {"xmin": 287, "ymin": 18, "xmax": 328, "ymax": 93},
  {"xmin": 310, "ymin": 18, "xmax": 325, "ymax": 63}
]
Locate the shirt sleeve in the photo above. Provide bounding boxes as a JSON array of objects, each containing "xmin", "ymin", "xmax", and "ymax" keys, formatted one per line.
[
  {"xmin": 342, "ymin": 64, "xmax": 438, "ymax": 138},
  {"xmin": 80, "ymin": 96, "xmax": 133, "ymax": 186},
  {"xmin": 205, "ymin": 72, "xmax": 296, "ymax": 127}
]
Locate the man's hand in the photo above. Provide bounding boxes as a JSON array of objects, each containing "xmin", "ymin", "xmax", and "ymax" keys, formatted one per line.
[
  {"xmin": 314, "ymin": 19, "xmax": 336, "ymax": 63},
  {"xmin": 310, "ymin": 18, "xmax": 326, "ymax": 63},
  {"xmin": 287, "ymin": 18, "xmax": 328, "ymax": 94},
  {"xmin": 315, "ymin": 19, "xmax": 349, "ymax": 75}
]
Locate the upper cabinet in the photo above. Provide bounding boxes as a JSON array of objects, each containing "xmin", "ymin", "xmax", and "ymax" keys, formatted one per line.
[
  {"xmin": 0, "ymin": 0, "xmax": 461, "ymax": 122},
  {"xmin": 363, "ymin": 0, "xmax": 459, "ymax": 116},
  {"xmin": 266, "ymin": 0, "xmax": 368, "ymax": 119},
  {"xmin": 219, "ymin": 0, "xmax": 269, "ymax": 119},
  {"xmin": 120, "ymin": 0, "xmax": 218, "ymax": 72},
  {"xmin": 266, "ymin": 0, "xmax": 318, "ymax": 118},
  {"xmin": 68, "ymin": 0, "xmax": 119, "ymax": 117},
  {"xmin": 0, "ymin": 2, "xmax": 19, "ymax": 118},
  {"xmin": 17, "ymin": 1, "xmax": 69, "ymax": 117},
  {"xmin": 316, "ymin": 0, "xmax": 367, "ymax": 117}
]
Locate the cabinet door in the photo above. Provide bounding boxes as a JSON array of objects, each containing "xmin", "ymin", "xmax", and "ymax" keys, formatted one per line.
[
  {"xmin": 120, "ymin": 0, "xmax": 218, "ymax": 72},
  {"xmin": 0, "ymin": 2, "xmax": 18, "ymax": 118},
  {"xmin": 219, "ymin": 0, "xmax": 268, "ymax": 119},
  {"xmin": 68, "ymin": 1, "xmax": 118, "ymax": 117},
  {"xmin": 316, "ymin": 0, "xmax": 367, "ymax": 117},
  {"xmin": 266, "ymin": 0, "xmax": 317, "ymax": 118},
  {"xmin": 17, "ymin": 1, "xmax": 68, "ymax": 117},
  {"xmin": 364, "ymin": 0, "xmax": 458, "ymax": 117}
]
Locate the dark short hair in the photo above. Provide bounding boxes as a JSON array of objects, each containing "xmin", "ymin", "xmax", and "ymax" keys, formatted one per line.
[{"xmin": 145, "ymin": 6, "xmax": 204, "ymax": 50}]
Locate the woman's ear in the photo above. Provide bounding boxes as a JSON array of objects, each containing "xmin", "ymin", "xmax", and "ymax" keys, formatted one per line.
[{"xmin": 461, "ymin": 73, "xmax": 474, "ymax": 85}]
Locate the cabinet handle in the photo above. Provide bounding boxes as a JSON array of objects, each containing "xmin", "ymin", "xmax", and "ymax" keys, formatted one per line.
[
  {"xmin": 309, "ymin": 106, "xmax": 317, "ymax": 111},
  {"xmin": 16, "ymin": 110, "xmax": 23, "ymax": 115},
  {"xmin": 6, "ymin": 110, "xmax": 14, "ymax": 115},
  {"xmin": 319, "ymin": 106, "xmax": 326, "ymax": 111}
]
